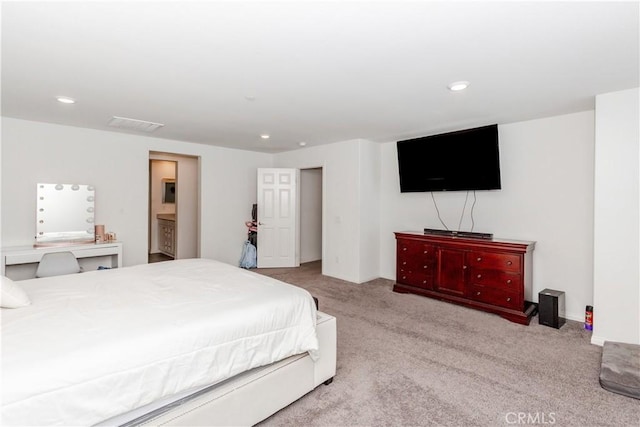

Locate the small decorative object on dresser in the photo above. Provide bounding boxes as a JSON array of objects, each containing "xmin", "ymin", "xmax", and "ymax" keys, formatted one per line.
[{"xmin": 394, "ymin": 231, "xmax": 537, "ymax": 324}]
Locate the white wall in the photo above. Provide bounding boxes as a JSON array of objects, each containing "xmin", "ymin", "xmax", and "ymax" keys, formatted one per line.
[
  {"xmin": 358, "ymin": 140, "xmax": 381, "ymax": 282},
  {"xmin": 174, "ymin": 155, "xmax": 199, "ymax": 259},
  {"xmin": 1, "ymin": 118, "xmax": 272, "ymax": 267},
  {"xmin": 379, "ymin": 111, "xmax": 596, "ymax": 321},
  {"xmin": 274, "ymin": 139, "xmax": 380, "ymax": 283},
  {"xmin": 300, "ymin": 168, "xmax": 322, "ymax": 263},
  {"xmin": 592, "ymin": 87, "xmax": 640, "ymax": 345}
]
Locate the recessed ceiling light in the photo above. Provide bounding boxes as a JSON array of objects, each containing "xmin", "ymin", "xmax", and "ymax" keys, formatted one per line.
[
  {"xmin": 260, "ymin": 134, "xmax": 270, "ymax": 140},
  {"xmin": 245, "ymin": 95, "xmax": 256, "ymax": 101},
  {"xmin": 447, "ymin": 81, "xmax": 470, "ymax": 92},
  {"xmin": 56, "ymin": 96, "xmax": 76, "ymax": 104},
  {"xmin": 299, "ymin": 142, "xmax": 307, "ymax": 147}
]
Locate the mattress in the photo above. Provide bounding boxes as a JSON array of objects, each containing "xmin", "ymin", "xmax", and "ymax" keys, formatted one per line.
[{"xmin": 1, "ymin": 258, "xmax": 319, "ymax": 426}]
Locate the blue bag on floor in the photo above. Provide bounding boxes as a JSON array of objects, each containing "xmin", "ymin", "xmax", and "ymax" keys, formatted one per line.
[{"xmin": 239, "ymin": 240, "xmax": 257, "ymax": 269}]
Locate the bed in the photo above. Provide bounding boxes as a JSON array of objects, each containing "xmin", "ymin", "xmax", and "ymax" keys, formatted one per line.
[{"xmin": 1, "ymin": 258, "xmax": 337, "ymax": 426}]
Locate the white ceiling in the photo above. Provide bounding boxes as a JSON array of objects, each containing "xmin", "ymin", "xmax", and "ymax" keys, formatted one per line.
[{"xmin": 2, "ymin": 1, "xmax": 638, "ymax": 153}]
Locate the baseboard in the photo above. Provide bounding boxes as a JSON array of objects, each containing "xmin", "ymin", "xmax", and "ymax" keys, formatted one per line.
[
  {"xmin": 591, "ymin": 335, "xmax": 605, "ymax": 346},
  {"xmin": 563, "ymin": 312, "xmax": 584, "ymax": 322}
]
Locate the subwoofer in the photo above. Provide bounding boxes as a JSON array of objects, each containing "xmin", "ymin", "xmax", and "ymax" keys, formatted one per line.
[{"xmin": 538, "ymin": 289, "xmax": 566, "ymax": 329}]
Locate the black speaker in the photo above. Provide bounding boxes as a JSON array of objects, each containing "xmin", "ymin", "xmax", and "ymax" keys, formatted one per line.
[{"xmin": 538, "ymin": 289, "xmax": 566, "ymax": 329}]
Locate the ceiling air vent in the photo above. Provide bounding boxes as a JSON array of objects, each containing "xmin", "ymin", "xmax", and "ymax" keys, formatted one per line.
[{"xmin": 108, "ymin": 116, "xmax": 164, "ymax": 133}]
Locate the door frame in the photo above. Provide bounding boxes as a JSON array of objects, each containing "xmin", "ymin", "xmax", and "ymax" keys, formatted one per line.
[
  {"xmin": 299, "ymin": 166, "xmax": 324, "ymax": 265},
  {"xmin": 148, "ymin": 151, "xmax": 201, "ymax": 261}
]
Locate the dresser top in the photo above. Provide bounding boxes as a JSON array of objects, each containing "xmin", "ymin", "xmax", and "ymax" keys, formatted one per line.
[{"xmin": 395, "ymin": 231, "xmax": 535, "ymax": 250}]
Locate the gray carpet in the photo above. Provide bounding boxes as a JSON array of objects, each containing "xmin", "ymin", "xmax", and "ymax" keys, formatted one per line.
[{"xmin": 255, "ymin": 261, "xmax": 640, "ymax": 426}]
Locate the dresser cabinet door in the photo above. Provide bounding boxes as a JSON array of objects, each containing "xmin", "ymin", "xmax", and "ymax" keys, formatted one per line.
[{"xmin": 435, "ymin": 248, "xmax": 466, "ymax": 296}]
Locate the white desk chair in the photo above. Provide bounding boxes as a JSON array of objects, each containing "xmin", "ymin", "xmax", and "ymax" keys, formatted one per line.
[{"xmin": 35, "ymin": 251, "xmax": 81, "ymax": 278}]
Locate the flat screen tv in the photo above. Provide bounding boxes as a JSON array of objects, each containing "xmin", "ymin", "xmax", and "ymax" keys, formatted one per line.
[{"xmin": 397, "ymin": 124, "xmax": 501, "ymax": 192}]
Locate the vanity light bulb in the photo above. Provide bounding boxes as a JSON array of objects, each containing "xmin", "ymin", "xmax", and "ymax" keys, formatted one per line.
[{"xmin": 55, "ymin": 184, "xmax": 64, "ymax": 190}]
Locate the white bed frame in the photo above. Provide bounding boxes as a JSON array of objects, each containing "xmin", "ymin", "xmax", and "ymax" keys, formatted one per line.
[{"xmin": 135, "ymin": 312, "xmax": 336, "ymax": 426}]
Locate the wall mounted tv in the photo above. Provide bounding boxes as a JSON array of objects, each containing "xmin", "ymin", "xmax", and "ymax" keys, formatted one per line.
[{"xmin": 397, "ymin": 124, "xmax": 501, "ymax": 192}]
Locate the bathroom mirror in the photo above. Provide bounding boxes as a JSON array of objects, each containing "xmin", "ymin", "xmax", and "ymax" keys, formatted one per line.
[
  {"xmin": 35, "ymin": 183, "xmax": 95, "ymax": 246},
  {"xmin": 162, "ymin": 179, "xmax": 176, "ymax": 204}
]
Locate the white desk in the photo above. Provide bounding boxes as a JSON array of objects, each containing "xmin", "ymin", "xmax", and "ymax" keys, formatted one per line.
[{"xmin": 2, "ymin": 242, "xmax": 123, "ymax": 280}]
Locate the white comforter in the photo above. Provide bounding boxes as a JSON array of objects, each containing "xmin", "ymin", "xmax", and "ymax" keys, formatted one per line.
[{"xmin": 1, "ymin": 259, "xmax": 318, "ymax": 426}]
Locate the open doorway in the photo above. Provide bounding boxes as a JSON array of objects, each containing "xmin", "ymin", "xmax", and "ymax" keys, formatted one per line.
[
  {"xmin": 300, "ymin": 167, "xmax": 323, "ymax": 265},
  {"xmin": 149, "ymin": 160, "xmax": 177, "ymax": 263},
  {"xmin": 148, "ymin": 152, "xmax": 200, "ymax": 263}
]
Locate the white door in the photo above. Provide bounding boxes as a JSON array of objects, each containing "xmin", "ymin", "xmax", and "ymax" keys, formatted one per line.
[{"xmin": 257, "ymin": 168, "xmax": 299, "ymax": 268}]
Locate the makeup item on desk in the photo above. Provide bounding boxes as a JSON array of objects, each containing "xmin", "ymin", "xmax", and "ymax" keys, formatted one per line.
[{"xmin": 95, "ymin": 225, "xmax": 105, "ymax": 243}]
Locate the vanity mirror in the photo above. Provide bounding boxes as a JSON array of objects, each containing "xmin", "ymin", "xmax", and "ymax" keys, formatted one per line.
[
  {"xmin": 35, "ymin": 183, "xmax": 95, "ymax": 246},
  {"xmin": 162, "ymin": 179, "xmax": 176, "ymax": 204}
]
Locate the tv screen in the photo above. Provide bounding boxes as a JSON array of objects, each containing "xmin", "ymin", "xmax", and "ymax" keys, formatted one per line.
[{"xmin": 397, "ymin": 124, "xmax": 501, "ymax": 192}]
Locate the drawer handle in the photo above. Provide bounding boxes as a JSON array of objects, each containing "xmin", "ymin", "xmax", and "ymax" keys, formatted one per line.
[
  {"xmin": 403, "ymin": 261, "xmax": 406, "ymax": 265},
  {"xmin": 477, "ymin": 274, "xmax": 482, "ymax": 279},
  {"xmin": 477, "ymin": 257, "xmax": 482, "ymax": 262},
  {"xmin": 463, "ymin": 265, "xmax": 467, "ymax": 270},
  {"xmin": 506, "ymin": 297, "xmax": 511, "ymax": 302},
  {"xmin": 424, "ymin": 265, "xmax": 428, "ymax": 269},
  {"xmin": 476, "ymin": 291, "xmax": 481, "ymax": 296},
  {"xmin": 424, "ymin": 250, "xmax": 428, "ymax": 254},
  {"xmin": 402, "ymin": 276, "xmax": 406, "ymax": 280},
  {"xmin": 423, "ymin": 280, "xmax": 427, "ymax": 284},
  {"xmin": 403, "ymin": 247, "xmax": 407, "ymax": 251},
  {"xmin": 507, "ymin": 261, "xmax": 513, "ymax": 266},
  {"xmin": 506, "ymin": 279, "xmax": 512, "ymax": 284}
]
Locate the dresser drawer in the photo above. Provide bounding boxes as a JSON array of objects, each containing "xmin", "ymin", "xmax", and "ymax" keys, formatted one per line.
[
  {"xmin": 468, "ymin": 284, "xmax": 521, "ymax": 310},
  {"xmin": 468, "ymin": 269, "xmax": 521, "ymax": 291},
  {"xmin": 398, "ymin": 269, "xmax": 433, "ymax": 289},
  {"xmin": 467, "ymin": 251, "xmax": 521, "ymax": 272},
  {"xmin": 398, "ymin": 240, "xmax": 435, "ymax": 269},
  {"xmin": 398, "ymin": 240, "xmax": 435, "ymax": 257},
  {"xmin": 398, "ymin": 258, "xmax": 435, "ymax": 273}
]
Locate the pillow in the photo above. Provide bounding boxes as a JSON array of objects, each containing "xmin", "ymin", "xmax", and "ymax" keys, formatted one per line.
[{"xmin": 1, "ymin": 275, "xmax": 31, "ymax": 308}]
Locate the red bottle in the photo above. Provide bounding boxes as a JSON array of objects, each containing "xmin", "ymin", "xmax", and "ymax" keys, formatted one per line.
[{"xmin": 585, "ymin": 305, "xmax": 593, "ymax": 331}]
